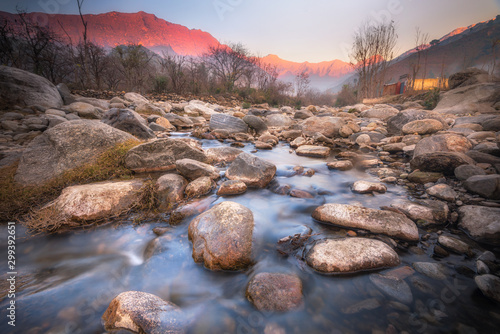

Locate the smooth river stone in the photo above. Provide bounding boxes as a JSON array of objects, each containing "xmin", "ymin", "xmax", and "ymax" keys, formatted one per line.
[
  {"xmin": 306, "ymin": 238, "xmax": 400, "ymax": 274},
  {"xmin": 312, "ymin": 204, "xmax": 419, "ymax": 241}
]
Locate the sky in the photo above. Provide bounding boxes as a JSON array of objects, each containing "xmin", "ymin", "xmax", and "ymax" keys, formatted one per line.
[{"xmin": 1, "ymin": 0, "xmax": 499, "ymax": 63}]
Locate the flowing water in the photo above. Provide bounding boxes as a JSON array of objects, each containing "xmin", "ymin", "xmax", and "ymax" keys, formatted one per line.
[{"xmin": 1, "ymin": 137, "xmax": 499, "ymax": 334}]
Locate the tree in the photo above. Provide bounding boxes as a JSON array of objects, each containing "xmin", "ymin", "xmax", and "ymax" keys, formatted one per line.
[
  {"xmin": 294, "ymin": 70, "xmax": 310, "ymax": 99},
  {"xmin": 350, "ymin": 20, "xmax": 397, "ymax": 99},
  {"xmin": 159, "ymin": 53, "xmax": 188, "ymax": 94},
  {"xmin": 112, "ymin": 44, "xmax": 153, "ymax": 92},
  {"xmin": 408, "ymin": 27, "xmax": 429, "ymax": 91},
  {"xmin": 205, "ymin": 42, "xmax": 254, "ymax": 92}
]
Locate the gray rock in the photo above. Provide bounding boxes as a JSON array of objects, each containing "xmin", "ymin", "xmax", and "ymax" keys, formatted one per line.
[
  {"xmin": 352, "ymin": 180, "xmax": 387, "ymax": 194},
  {"xmin": 0, "ymin": 65, "xmax": 63, "ymax": 108},
  {"xmin": 448, "ymin": 68, "xmax": 490, "ymax": 89},
  {"xmin": 74, "ymin": 97, "xmax": 110, "ymax": 110},
  {"xmin": 102, "ymin": 291, "xmax": 188, "ymax": 334},
  {"xmin": 458, "ymin": 206, "xmax": 500, "ymax": 245},
  {"xmin": 413, "ymin": 133, "xmax": 472, "ymax": 158},
  {"xmin": 464, "ymin": 175, "xmax": 500, "ymax": 200},
  {"xmin": 350, "ymin": 131, "xmax": 386, "ymax": 144},
  {"xmin": 306, "ymin": 238, "xmax": 400, "ymax": 273},
  {"xmin": 434, "ymin": 83, "xmax": 500, "ymax": 114},
  {"xmin": 1, "ymin": 112, "xmax": 24, "ymax": 121},
  {"xmin": 226, "ymin": 153, "xmax": 276, "ymax": 188},
  {"xmin": 125, "ymin": 139, "xmax": 208, "ymax": 173},
  {"xmin": 15, "ymin": 120, "xmax": 134, "ymax": 185},
  {"xmin": 369, "ymin": 273, "xmax": 413, "ymax": 304},
  {"xmin": 188, "ymin": 201, "xmax": 254, "ymax": 270},
  {"xmin": 205, "ymin": 147, "xmax": 243, "ymax": 164},
  {"xmin": 426, "ymin": 184, "xmax": 457, "ymax": 202},
  {"xmin": 242, "ymin": 115, "xmax": 268, "ymax": 134},
  {"xmin": 56, "ymin": 83, "xmax": 76, "ymax": 105},
  {"xmin": 475, "ymin": 275, "xmax": 500, "ymax": 302},
  {"xmin": 156, "ymin": 174, "xmax": 188, "ymax": 211},
  {"xmin": 466, "ymin": 150, "xmax": 500, "ymax": 165},
  {"xmin": 454, "ymin": 165, "xmax": 486, "ymax": 181},
  {"xmin": 149, "ymin": 122, "xmax": 166, "ymax": 131},
  {"xmin": 210, "ymin": 114, "xmax": 249, "ymax": 134},
  {"xmin": 45, "ymin": 114, "xmax": 67, "ymax": 128},
  {"xmin": 341, "ymin": 298, "xmax": 381, "ymax": 315},
  {"xmin": 327, "ymin": 160, "xmax": 353, "ymax": 171},
  {"xmin": 312, "ymin": 203, "xmax": 419, "ymax": 241},
  {"xmin": 301, "ymin": 116, "xmax": 345, "ymax": 138},
  {"xmin": 294, "ymin": 110, "xmax": 314, "ymax": 119},
  {"xmin": 413, "ymin": 262, "xmax": 447, "ymax": 280},
  {"xmin": 102, "ymin": 108, "xmax": 155, "ymax": 140},
  {"xmin": 402, "ymin": 119, "xmax": 444, "ymax": 135},
  {"xmin": 387, "ymin": 109, "xmax": 446, "ymax": 135},
  {"xmin": 391, "ymin": 200, "xmax": 449, "ymax": 226},
  {"xmin": 66, "ymin": 102, "xmax": 102, "ymax": 119},
  {"xmin": 266, "ymin": 114, "xmax": 293, "ymax": 127},
  {"xmin": 175, "ymin": 158, "xmax": 219, "ymax": 181},
  {"xmin": 124, "ymin": 92, "xmax": 149, "ymax": 104},
  {"xmin": 360, "ymin": 105, "xmax": 399, "ymax": 120},
  {"xmin": 45, "ymin": 109, "xmax": 67, "ymax": 117},
  {"xmin": 438, "ymin": 235, "xmax": 471, "ymax": 255},
  {"xmin": 246, "ymin": 273, "xmax": 303, "ymax": 312},
  {"xmin": 164, "ymin": 113, "xmax": 193, "ymax": 128}
]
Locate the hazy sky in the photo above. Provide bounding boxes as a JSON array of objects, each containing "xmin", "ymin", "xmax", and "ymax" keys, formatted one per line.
[{"xmin": 1, "ymin": 0, "xmax": 499, "ymax": 63}]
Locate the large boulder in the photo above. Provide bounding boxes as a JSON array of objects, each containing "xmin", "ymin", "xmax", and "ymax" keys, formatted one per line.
[
  {"xmin": 102, "ymin": 291, "xmax": 188, "ymax": 334},
  {"xmin": 413, "ymin": 134, "xmax": 472, "ymax": 157},
  {"xmin": 185, "ymin": 101, "xmax": 218, "ymax": 120},
  {"xmin": 410, "ymin": 152, "xmax": 476, "ymax": 175},
  {"xmin": 188, "ymin": 201, "xmax": 254, "ymax": 271},
  {"xmin": 312, "ymin": 203, "xmax": 419, "ymax": 241},
  {"xmin": 205, "ymin": 147, "xmax": 243, "ymax": 164},
  {"xmin": 464, "ymin": 175, "xmax": 500, "ymax": 200},
  {"xmin": 448, "ymin": 68, "xmax": 491, "ymax": 89},
  {"xmin": 242, "ymin": 115, "xmax": 268, "ymax": 134},
  {"xmin": 124, "ymin": 92, "xmax": 149, "ymax": 104},
  {"xmin": 458, "ymin": 206, "xmax": 500, "ymax": 245},
  {"xmin": 156, "ymin": 174, "xmax": 188, "ymax": 211},
  {"xmin": 301, "ymin": 116, "xmax": 345, "ymax": 138},
  {"xmin": 402, "ymin": 119, "xmax": 444, "ymax": 135},
  {"xmin": 226, "ymin": 153, "xmax": 276, "ymax": 188},
  {"xmin": 475, "ymin": 275, "xmax": 500, "ymax": 303},
  {"xmin": 306, "ymin": 238, "xmax": 400, "ymax": 274},
  {"xmin": 434, "ymin": 82, "xmax": 500, "ymax": 115},
  {"xmin": 209, "ymin": 114, "xmax": 248, "ymax": 133},
  {"xmin": 0, "ymin": 65, "xmax": 63, "ymax": 109},
  {"xmin": 102, "ymin": 108, "xmax": 155, "ymax": 140},
  {"xmin": 46, "ymin": 180, "xmax": 144, "ymax": 222},
  {"xmin": 360, "ymin": 104, "xmax": 399, "ymax": 120},
  {"xmin": 125, "ymin": 139, "xmax": 208, "ymax": 173},
  {"xmin": 246, "ymin": 273, "xmax": 303, "ymax": 312},
  {"xmin": 265, "ymin": 114, "xmax": 294, "ymax": 127},
  {"xmin": 15, "ymin": 120, "xmax": 135, "ymax": 186},
  {"xmin": 391, "ymin": 200, "xmax": 449, "ymax": 226}
]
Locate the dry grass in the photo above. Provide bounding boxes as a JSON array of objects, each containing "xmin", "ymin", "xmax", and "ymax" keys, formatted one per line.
[{"xmin": 0, "ymin": 139, "xmax": 141, "ymax": 224}]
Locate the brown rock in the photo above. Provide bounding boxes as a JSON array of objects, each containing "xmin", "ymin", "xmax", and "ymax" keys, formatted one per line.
[{"xmin": 246, "ymin": 273, "xmax": 303, "ymax": 312}]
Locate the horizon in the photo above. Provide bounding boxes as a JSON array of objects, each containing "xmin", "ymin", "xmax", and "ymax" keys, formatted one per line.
[{"xmin": 0, "ymin": 1, "xmax": 499, "ymax": 63}]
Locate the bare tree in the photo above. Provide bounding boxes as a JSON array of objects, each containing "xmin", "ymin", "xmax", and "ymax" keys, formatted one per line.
[
  {"xmin": 112, "ymin": 44, "xmax": 153, "ymax": 92},
  {"xmin": 350, "ymin": 20, "xmax": 397, "ymax": 99},
  {"xmin": 491, "ymin": 38, "xmax": 500, "ymax": 76},
  {"xmin": 159, "ymin": 53, "xmax": 188, "ymax": 94},
  {"xmin": 294, "ymin": 69, "xmax": 310, "ymax": 99},
  {"xmin": 408, "ymin": 27, "xmax": 429, "ymax": 91},
  {"xmin": 205, "ymin": 42, "xmax": 254, "ymax": 92}
]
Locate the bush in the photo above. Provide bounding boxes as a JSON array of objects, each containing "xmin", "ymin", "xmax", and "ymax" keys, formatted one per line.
[
  {"xmin": 242, "ymin": 102, "xmax": 251, "ymax": 109},
  {"xmin": 335, "ymin": 84, "xmax": 358, "ymax": 107},
  {"xmin": 423, "ymin": 88, "xmax": 440, "ymax": 110}
]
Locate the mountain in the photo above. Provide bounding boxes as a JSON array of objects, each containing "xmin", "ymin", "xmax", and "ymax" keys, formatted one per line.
[
  {"xmin": 0, "ymin": 10, "xmax": 220, "ymax": 56},
  {"xmin": 262, "ymin": 54, "xmax": 354, "ymax": 91}
]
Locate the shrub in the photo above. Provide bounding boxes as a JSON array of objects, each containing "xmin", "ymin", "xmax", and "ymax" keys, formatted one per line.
[
  {"xmin": 242, "ymin": 102, "xmax": 251, "ymax": 109},
  {"xmin": 423, "ymin": 88, "xmax": 440, "ymax": 110}
]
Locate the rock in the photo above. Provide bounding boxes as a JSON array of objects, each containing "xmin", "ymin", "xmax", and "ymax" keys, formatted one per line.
[
  {"xmin": 458, "ymin": 206, "xmax": 500, "ymax": 245},
  {"xmin": 188, "ymin": 201, "xmax": 254, "ymax": 270},
  {"xmin": 101, "ymin": 108, "xmax": 155, "ymax": 140},
  {"xmin": 294, "ymin": 110, "xmax": 314, "ymax": 119},
  {"xmin": 48, "ymin": 179, "xmax": 144, "ymax": 222},
  {"xmin": 125, "ymin": 139, "xmax": 208, "ymax": 173},
  {"xmin": 66, "ymin": 102, "xmax": 101, "ymax": 119},
  {"xmin": 290, "ymin": 189, "xmax": 315, "ymax": 198},
  {"xmin": 352, "ymin": 181, "xmax": 387, "ymax": 194},
  {"xmin": 438, "ymin": 235, "xmax": 471, "ymax": 255},
  {"xmin": 255, "ymin": 141, "xmax": 273, "ymax": 150},
  {"xmin": 136, "ymin": 102, "xmax": 166, "ymax": 116},
  {"xmin": 369, "ymin": 274, "xmax": 413, "ymax": 304},
  {"xmin": 258, "ymin": 134, "xmax": 279, "ymax": 146},
  {"xmin": 434, "ymin": 83, "xmax": 499, "ymax": 114},
  {"xmin": 175, "ymin": 159, "xmax": 219, "ymax": 181},
  {"xmin": 339, "ymin": 125, "xmax": 354, "ymax": 137},
  {"xmin": 454, "ymin": 165, "xmax": 486, "ymax": 181},
  {"xmin": 185, "ymin": 176, "xmax": 214, "ymax": 198},
  {"xmin": 312, "ymin": 204, "xmax": 419, "ymax": 241},
  {"xmin": 185, "ymin": 102, "xmax": 217, "ymax": 120},
  {"xmin": 75, "ymin": 97, "xmax": 110, "ymax": 110},
  {"xmin": 475, "ymin": 275, "xmax": 500, "ymax": 302},
  {"xmin": 410, "ymin": 152, "xmax": 475, "ymax": 175},
  {"xmin": 45, "ymin": 109, "xmax": 66, "ymax": 118},
  {"xmin": 281, "ymin": 129, "xmax": 302, "ymax": 140},
  {"xmin": 327, "ymin": 160, "xmax": 353, "ymax": 171},
  {"xmin": 124, "ymin": 92, "xmax": 149, "ymax": 104},
  {"xmin": 360, "ymin": 105, "xmax": 399, "ymax": 120},
  {"xmin": 306, "ymin": 238, "xmax": 400, "ymax": 273},
  {"xmin": 295, "ymin": 145, "xmax": 330, "ymax": 158},
  {"xmin": 351, "ymin": 131, "xmax": 386, "ymax": 144},
  {"xmin": 155, "ymin": 117, "xmax": 175, "ymax": 131},
  {"xmin": 391, "ymin": 200, "xmax": 449, "ymax": 226},
  {"xmin": 46, "ymin": 114, "xmax": 67, "ymax": 128},
  {"xmin": 464, "ymin": 175, "xmax": 500, "ymax": 200},
  {"xmin": 355, "ymin": 133, "xmax": 371, "ymax": 145},
  {"xmin": 301, "ymin": 116, "xmax": 345, "ymax": 138},
  {"xmin": 387, "ymin": 109, "xmax": 446, "ymax": 135},
  {"xmin": 246, "ymin": 273, "xmax": 303, "ymax": 312},
  {"xmin": 466, "ymin": 150, "xmax": 500, "ymax": 165},
  {"xmin": 102, "ymin": 291, "xmax": 187, "ymax": 334},
  {"xmin": 164, "ymin": 113, "xmax": 193, "ymax": 128},
  {"xmin": 402, "ymin": 119, "xmax": 444, "ymax": 135},
  {"xmin": 217, "ymin": 180, "xmax": 247, "ymax": 196},
  {"xmin": 149, "ymin": 122, "xmax": 166, "ymax": 131},
  {"xmin": 382, "ymin": 142, "xmax": 406, "ymax": 153},
  {"xmin": 407, "ymin": 171, "xmax": 443, "ymax": 184},
  {"xmin": 156, "ymin": 174, "xmax": 188, "ymax": 211},
  {"xmin": 242, "ymin": 115, "xmax": 268, "ymax": 134},
  {"xmin": 226, "ymin": 153, "xmax": 276, "ymax": 188},
  {"xmin": 205, "ymin": 147, "xmax": 243, "ymax": 164},
  {"xmin": 426, "ymin": 184, "xmax": 457, "ymax": 201},
  {"xmin": 14, "ymin": 120, "xmax": 135, "ymax": 185},
  {"xmin": 413, "ymin": 262, "xmax": 447, "ymax": 280},
  {"xmin": 0, "ymin": 65, "xmax": 63, "ymax": 108},
  {"xmin": 56, "ymin": 83, "xmax": 76, "ymax": 105},
  {"xmin": 341, "ymin": 298, "xmax": 381, "ymax": 314},
  {"xmin": 266, "ymin": 114, "xmax": 293, "ymax": 127},
  {"xmin": 290, "ymin": 137, "xmax": 306, "ymax": 148},
  {"xmin": 414, "ymin": 133, "xmax": 471, "ymax": 156},
  {"xmin": 448, "ymin": 68, "xmax": 490, "ymax": 89},
  {"xmin": 210, "ymin": 114, "xmax": 249, "ymax": 133}
]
